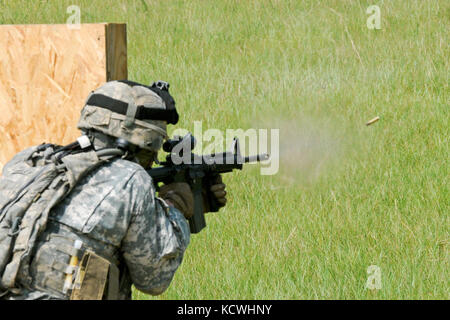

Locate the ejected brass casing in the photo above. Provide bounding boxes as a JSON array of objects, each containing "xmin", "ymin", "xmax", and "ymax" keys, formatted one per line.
[{"xmin": 366, "ymin": 116, "xmax": 380, "ymax": 126}]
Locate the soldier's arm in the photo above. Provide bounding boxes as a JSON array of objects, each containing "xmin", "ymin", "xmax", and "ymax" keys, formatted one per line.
[{"xmin": 120, "ymin": 171, "xmax": 190, "ymax": 295}]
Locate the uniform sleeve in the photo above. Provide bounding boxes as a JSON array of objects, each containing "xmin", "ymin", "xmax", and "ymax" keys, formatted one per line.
[{"xmin": 120, "ymin": 172, "xmax": 190, "ymax": 295}]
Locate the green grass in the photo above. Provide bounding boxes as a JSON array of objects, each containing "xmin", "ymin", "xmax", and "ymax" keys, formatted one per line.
[{"xmin": 1, "ymin": 0, "xmax": 448, "ymax": 299}]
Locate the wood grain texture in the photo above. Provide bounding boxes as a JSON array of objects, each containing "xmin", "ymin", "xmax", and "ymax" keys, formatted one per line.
[
  {"xmin": 0, "ymin": 23, "xmax": 127, "ymax": 171},
  {"xmin": 106, "ymin": 23, "xmax": 127, "ymax": 81}
]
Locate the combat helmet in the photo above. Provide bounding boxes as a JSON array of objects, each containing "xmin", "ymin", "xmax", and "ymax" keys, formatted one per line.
[{"xmin": 77, "ymin": 80, "xmax": 178, "ymax": 152}]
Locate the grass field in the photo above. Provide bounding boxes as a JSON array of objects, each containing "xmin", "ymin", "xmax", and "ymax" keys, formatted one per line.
[{"xmin": 1, "ymin": 0, "xmax": 448, "ymax": 299}]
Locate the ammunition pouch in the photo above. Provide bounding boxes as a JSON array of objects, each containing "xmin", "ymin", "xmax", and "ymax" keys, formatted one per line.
[{"xmin": 70, "ymin": 250, "xmax": 119, "ymax": 300}]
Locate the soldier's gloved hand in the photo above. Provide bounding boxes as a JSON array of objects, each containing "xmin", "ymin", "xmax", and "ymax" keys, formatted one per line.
[
  {"xmin": 203, "ymin": 174, "xmax": 227, "ymax": 213},
  {"xmin": 159, "ymin": 182, "xmax": 194, "ymax": 219}
]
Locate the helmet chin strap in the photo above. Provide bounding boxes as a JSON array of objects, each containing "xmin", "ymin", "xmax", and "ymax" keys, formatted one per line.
[
  {"xmin": 134, "ymin": 148, "xmax": 157, "ymax": 169},
  {"xmin": 84, "ymin": 130, "xmax": 120, "ymax": 150},
  {"xmin": 82, "ymin": 129, "xmax": 159, "ymax": 168}
]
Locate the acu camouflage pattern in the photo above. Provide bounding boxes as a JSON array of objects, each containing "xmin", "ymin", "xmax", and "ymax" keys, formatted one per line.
[
  {"xmin": 0, "ymin": 144, "xmax": 105, "ymax": 294},
  {"xmin": 47, "ymin": 157, "xmax": 190, "ymax": 299},
  {"xmin": 77, "ymin": 81, "xmax": 168, "ymax": 152},
  {"xmin": 2, "ymin": 80, "xmax": 188, "ymax": 299},
  {"xmin": 1, "ymin": 144, "xmax": 190, "ymax": 300}
]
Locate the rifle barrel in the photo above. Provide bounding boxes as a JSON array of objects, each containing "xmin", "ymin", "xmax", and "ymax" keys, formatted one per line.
[{"xmin": 244, "ymin": 153, "xmax": 270, "ymax": 163}]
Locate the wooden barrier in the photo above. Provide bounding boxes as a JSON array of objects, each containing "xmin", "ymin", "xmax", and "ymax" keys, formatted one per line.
[{"xmin": 0, "ymin": 23, "xmax": 127, "ymax": 170}]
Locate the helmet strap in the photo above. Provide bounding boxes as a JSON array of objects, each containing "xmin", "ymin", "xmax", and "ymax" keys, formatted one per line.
[{"xmin": 123, "ymin": 100, "xmax": 137, "ymax": 128}]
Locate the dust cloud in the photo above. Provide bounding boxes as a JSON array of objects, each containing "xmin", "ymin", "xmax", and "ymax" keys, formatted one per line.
[{"xmin": 257, "ymin": 117, "xmax": 356, "ymax": 189}]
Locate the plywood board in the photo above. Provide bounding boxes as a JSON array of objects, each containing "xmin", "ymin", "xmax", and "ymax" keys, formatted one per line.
[{"xmin": 0, "ymin": 23, "xmax": 127, "ymax": 171}]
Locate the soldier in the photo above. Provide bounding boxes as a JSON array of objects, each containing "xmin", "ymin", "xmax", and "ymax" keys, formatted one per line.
[{"xmin": 0, "ymin": 80, "xmax": 227, "ymax": 300}]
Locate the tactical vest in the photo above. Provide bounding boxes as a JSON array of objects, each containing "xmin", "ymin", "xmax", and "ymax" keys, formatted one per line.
[{"xmin": 0, "ymin": 138, "xmax": 124, "ymax": 299}]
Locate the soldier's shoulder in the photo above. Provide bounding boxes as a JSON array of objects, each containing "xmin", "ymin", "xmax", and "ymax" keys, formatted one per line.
[
  {"xmin": 100, "ymin": 158, "xmax": 153, "ymax": 186},
  {"xmin": 106, "ymin": 157, "xmax": 146, "ymax": 172}
]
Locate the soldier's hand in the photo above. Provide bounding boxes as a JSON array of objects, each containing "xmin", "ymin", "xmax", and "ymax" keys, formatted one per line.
[
  {"xmin": 159, "ymin": 182, "xmax": 194, "ymax": 219},
  {"xmin": 203, "ymin": 174, "xmax": 227, "ymax": 213}
]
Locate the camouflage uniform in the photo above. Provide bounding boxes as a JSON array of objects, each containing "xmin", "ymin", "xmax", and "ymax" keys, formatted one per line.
[
  {"xmin": 6, "ymin": 144, "xmax": 190, "ymax": 300},
  {"xmin": 2, "ymin": 80, "xmax": 190, "ymax": 300}
]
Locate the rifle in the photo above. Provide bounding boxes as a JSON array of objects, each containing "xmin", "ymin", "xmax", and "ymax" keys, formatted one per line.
[{"xmin": 146, "ymin": 133, "xmax": 269, "ymax": 233}]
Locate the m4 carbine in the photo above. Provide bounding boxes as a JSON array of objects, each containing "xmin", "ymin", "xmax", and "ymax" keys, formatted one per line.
[{"xmin": 146, "ymin": 134, "xmax": 269, "ymax": 234}]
